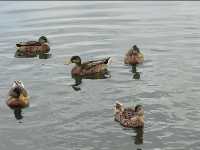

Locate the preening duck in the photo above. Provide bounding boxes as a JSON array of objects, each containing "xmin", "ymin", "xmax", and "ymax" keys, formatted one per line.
[
  {"xmin": 7, "ymin": 80, "xmax": 29, "ymax": 109},
  {"xmin": 124, "ymin": 45, "xmax": 144, "ymax": 65},
  {"xmin": 65, "ymin": 56, "xmax": 112, "ymax": 76},
  {"xmin": 114, "ymin": 101, "xmax": 144, "ymax": 128},
  {"xmin": 15, "ymin": 36, "xmax": 50, "ymax": 58}
]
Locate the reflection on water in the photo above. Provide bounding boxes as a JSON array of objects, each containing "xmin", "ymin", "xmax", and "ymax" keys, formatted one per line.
[
  {"xmin": 71, "ymin": 75, "xmax": 82, "ymax": 91},
  {"xmin": 71, "ymin": 70, "xmax": 111, "ymax": 91},
  {"xmin": 1, "ymin": 1, "xmax": 200, "ymax": 150},
  {"xmin": 133, "ymin": 127, "xmax": 144, "ymax": 145},
  {"xmin": 15, "ymin": 51, "xmax": 52, "ymax": 59},
  {"xmin": 13, "ymin": 108, "xmax": 23, "ymax": 120},
  {"xmin": 39, "ymin": 53, "xmax": 52, "ymax": 59},
  {"xmin": 131, "ymin": 65, "xmax": 141, "ymax": 80}
]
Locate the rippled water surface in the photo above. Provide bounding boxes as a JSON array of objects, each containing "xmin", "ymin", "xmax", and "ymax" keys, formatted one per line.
[{"xmin": 1, "ymin": 2, "xmax": 200, "ymax": 150}]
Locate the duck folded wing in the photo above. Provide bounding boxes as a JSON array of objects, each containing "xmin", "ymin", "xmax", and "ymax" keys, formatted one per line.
[
  {"xmin": 84, "ymin": 57, "xmax": 111, "ymax": 65},
  {"xmin": 21, "ymin": 88, "xmax": 28, "ymax": 97},
  {"xmin": 8, "ymin": 88, "xmax": 18, "ymax": 98},
  {"xmin": 82, "ymin": 61, "xmax": 107, "ymax": 71},
  {"xmin": 8, "ymin": 88, "xmax": 28, "ymax": 97},
  {"xmin": 16, "ymin": 41, "xmax": 41, "ymax": 47}
]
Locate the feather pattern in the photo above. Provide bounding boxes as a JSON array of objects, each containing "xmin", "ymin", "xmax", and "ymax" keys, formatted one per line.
[
  {"xmin": 124, "ymin": 48, "xmax": 144, "ymax": 65},
  {"xmin": 71, "ymin": 57, "xmax": 111, "ymax": 76},
  {"xmin": 114, "ymin": 102, "xmax": 144, "ymax": 128}
]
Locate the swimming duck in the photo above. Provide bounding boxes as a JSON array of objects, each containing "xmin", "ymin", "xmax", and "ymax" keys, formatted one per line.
[
  {"xmin": 114, "ymin": 101, "xmax": 144, "ymax": 128},
  {"xmin": 7, "ymin": 80, "xmax": 29, "ymax": 109},
  {"xmin": 65, "ymin": 56, "xmax": 112, "ymax": 76},
  {"xmin": 124, "ymin": 45, "xmax": 144, "ymax": 65},
  {"xmin": 15, "ymin": 36, "xmax": 50, "ymax": 58}
]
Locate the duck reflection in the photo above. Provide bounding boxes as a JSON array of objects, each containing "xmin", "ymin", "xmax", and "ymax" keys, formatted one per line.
[
  {"xmin": 14, "ymin": 108, "xmax": 23, "ymax": 120},
  {"xmin": 133, "ymin": 127, "xmax": 144, "ymax": 145},
  {"xmin": 71, "ymin": 70, "xmax": 111, "ymax": 91},
  {"xmin": 131, "ymin": 65, "xmax": 140, "ymax": 80}
]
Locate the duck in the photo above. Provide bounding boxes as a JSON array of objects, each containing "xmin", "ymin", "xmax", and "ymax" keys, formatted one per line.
[
  {"xmin": 15, "ymin": 36, "xmax": 50, "ymax": 58},
  {"xmin": 7, "ymin": 80, "xmax": 29, "ymax": 110},
  {"xmin": 124, "ymin": 45, "xmax": 144, "ymax": 65},
  {"xmin": 65, "ymin": 56, "xmax": 112, "ymax": 76},
  {"xmin": 114, "ymin": 101, "xmax": 144, "ymax": 128}
]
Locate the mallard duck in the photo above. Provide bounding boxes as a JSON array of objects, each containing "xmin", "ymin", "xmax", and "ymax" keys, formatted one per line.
[
  {"xmin": 124, "ymin": 45, "xmax": 144, "ymax": 65},
  {"xmin": 15, "ymin": 36, "xmax": 50, "ymax": 58},
  {"xmin": 65, "ymin": 56, "xmax": 112, "ymax": 76},
  {"xmin": 7, "ymin": 80, "xmax": 29, "ymax": 109},
  {"xmin": 114, "ymin": 101, "xmax": 144, "ymax": 128}
]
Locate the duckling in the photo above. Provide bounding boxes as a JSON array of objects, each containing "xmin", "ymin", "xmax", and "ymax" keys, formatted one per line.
[
  {"xmin": 7, "ymin": 80, "xmax": 29, "ymax": 110},
  {"xmin": 114, "ymin": 101, "xmax": 144, "ymax": 128},
  {"xmin": 65, "ymin": 56, "xmax": 112, "ymax": 76},
  {"xmin": 124, "ymin": 45, "xmax": 144, "ymax": 65},
  {"xmin": 15, "ymin": 36, "xmax": 50, "ymax": 58}
]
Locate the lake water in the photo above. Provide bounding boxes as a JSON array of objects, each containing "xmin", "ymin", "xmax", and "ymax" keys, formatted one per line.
[{"xmin": 0, "ymin": 1, "xmax": 200, "ymax": 150}]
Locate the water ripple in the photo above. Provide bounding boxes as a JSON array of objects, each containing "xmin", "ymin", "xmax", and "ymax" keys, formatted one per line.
[{"xmin": 1, "ymin": 1, "xmax": 200, "ymax": 150}]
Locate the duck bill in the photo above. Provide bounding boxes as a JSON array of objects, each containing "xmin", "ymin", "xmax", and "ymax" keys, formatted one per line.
[{"xmin": 64, "ymin": 59, "xmax": 72, "ymax": 65}]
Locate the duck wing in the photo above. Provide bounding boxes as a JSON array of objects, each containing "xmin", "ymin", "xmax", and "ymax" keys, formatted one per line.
[
  {"xmin": 8, "ymin": 88, "xmax": 18, "ymax": 98},
  {"xmin": 82, "ymin": 57, "xmax": 110, "ymax": 66},
  {"xmin": 16, "ymin": 41, "xmax": 41, "ymax": 47},
  {"xmin": 8, "ymin": 87, "xmax": 28, "ymax": 98},
  {"xmin": 82, "ymin": 57, "xmax": 111, "ymax": 69},
  {"xmin": 126, "ymin": 48, "xmax": 137, "ymax": 55}
]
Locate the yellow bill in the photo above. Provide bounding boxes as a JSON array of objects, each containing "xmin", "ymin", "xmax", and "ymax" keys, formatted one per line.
[{"xmin": 64, "ymin": 58, "xmax": 72, "ymax": 65}]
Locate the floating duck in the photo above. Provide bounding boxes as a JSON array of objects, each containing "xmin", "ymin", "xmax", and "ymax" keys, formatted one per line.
[
  {"xmin": 124, "ymin": 45, "xmax": 144, "ymax": 65},
  {"xmin": 65, "ymin": 56, "xmax": 112, "ymax": 76},
  {"xmin": 114, "ymin": 101, "xmax": 144, "ymax": 128},
  {"xmin": 7, "ymin": 80, "xmax": 29, "ymax": 110},
  {"xmin": 15, "ymin": 36, "xmax": 51, "ymax": 58}
]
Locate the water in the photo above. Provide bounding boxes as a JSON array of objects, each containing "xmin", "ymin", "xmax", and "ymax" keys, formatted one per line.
[{"xmin": 0, "ymin": 1, "xmax": 200, "ymax": 150}]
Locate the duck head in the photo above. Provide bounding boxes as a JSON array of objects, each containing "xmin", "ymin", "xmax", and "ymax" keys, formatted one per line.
[
  {"xmin": 65, "ymin": 56, "xmax": 82, "ymax": 66},
  {"xmin": 132, "ymin": 45, "xmax": 140, "ymax": 53},
  {"xmin": 38, "ymin": 36, "xmax": 48, "ymax": 44},
  {"xmin": 135, "ymin": 105, "xmax": 144, "ymax": 116},
  {"xmin": 12, "ymin": 80, "xmax": 24, "ymax": 98}
]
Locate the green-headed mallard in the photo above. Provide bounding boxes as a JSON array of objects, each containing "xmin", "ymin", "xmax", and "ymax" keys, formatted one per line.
[
  {"xmin": 124, "ymin": 45, "xmax": 144, "ymax": 65},
  {"xmin": 7, "ymin": 80, "xmax": 29, "ymax": 109},
  {"xmin": 15, "ymin": 36, "xmax": 50, "ymax": 58},
  {"xmin": 114, "ymin": 101, "xmax": 144, "ymax": 128},
  {"xmin": 65, "ymin": 56, "xmax": 112, "ymax": 76}
]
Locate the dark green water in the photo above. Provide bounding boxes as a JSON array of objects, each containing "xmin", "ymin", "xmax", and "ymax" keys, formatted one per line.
[{"xmin": 0, "ymin": 2, "xmax": 200, "ymax": 150}]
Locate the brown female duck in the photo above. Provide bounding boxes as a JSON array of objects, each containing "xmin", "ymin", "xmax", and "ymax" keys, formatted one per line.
[
  {"xmin": 7, "ymin": 80, "xmax": 29, "ymax": 109},
  {"xmin": 124, "ymin": 45, "xmax": 144, "ymax": 65},
  {"xmin": 15, "ymin": 36, "xmax": 50, "ymax": 58},
  {"xmin": 114, "ymin": 101, "xmax": 144, "ymax": 128},
  {"xmin": 65, "ymin": 56, "xmax": 111, "ymax": 76}
]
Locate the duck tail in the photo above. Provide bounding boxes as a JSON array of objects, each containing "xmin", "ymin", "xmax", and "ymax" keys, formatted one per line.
[{"xmin": 106, "ymin": 57, "xmax": 112, "ymax": 65}]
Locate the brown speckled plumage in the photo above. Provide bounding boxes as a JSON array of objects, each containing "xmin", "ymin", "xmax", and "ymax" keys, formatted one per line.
[
  {"xmin": 68, "ymin": 56, "xmax": 111, "ymax": 76},
  {"xmin": 124, "ymin": 45, "xmax": 144, "ymax": 65},
  {"xmin": 15, "ymin": 36, "xmax": 50, "ymax": 58},
  {"xmin": 114, "ymin": 102, "xmax": 144, "ymax": 128}
]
